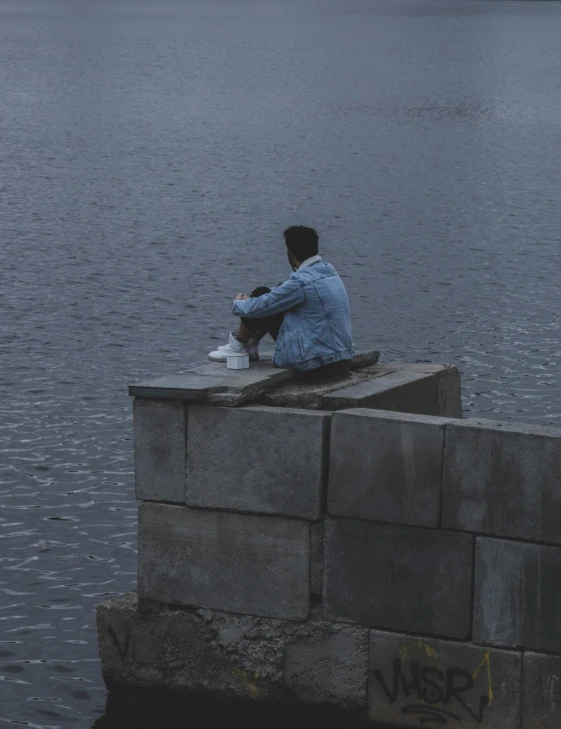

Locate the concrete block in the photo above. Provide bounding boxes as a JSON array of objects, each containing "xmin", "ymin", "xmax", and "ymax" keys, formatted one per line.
[
  {"xmin": 437, "ymin": 366, "xmax": 463, "ymax": 418},
  {"xmin": 474, "ymin": 537, "xmax": 561, "ymax": 653},
  {"xmin": 324, "ymin": 517, "xmax": 473, "ymax": 639},
  {"xmin": 138, "ymin": 503, "xmax": 310, "ymax": 621},
  {"xmin": 368, "ymin": 629, "xmax": 522, "ymax": 728},
  {"xmin": 97, "ymin": 592, "xmax": 223, "ymax": 694},
  {"xmin": 97, "ymin": 591, "xmax": 369, "ymax": 709},
  {"xmin": 185, "ymin": 405, "xmax": 329, "ymax": 520},
  {"xmin": 128, "ymin": 365, "xmax": 294, "ymax": 408},
  {"xmin": 523, "ymin": 652, "xmax": 561, "ymax": 729},
  {"xmin": 133, "ymin": 398, "xmax": 186, "ymax": 503},
  {"xmin": 323, "ymin": 370, "xmax": 434, "ymax": 412},
  {"xmin": 284, "ymin": 624, "xmax": 368, "ymax": 708},
  {"xmin": 322, "ymin": 366, "xmax": 461, "ymax": 417},
  {"xmin": 442, "ymin": 419, "xmax": 561, "ymax": 544},
  {"xmin": 128, "ymin": 352, "xmax": 379, "ymax": 407},
  {"xmin": 182, "ymin": 361, "xmax": 290, "ymax": 384},
  {"xmin": 128, "ymin": 373, "xmax": 231, "ymax": 400},
  {"xmin": 328, "ymin": 409, "xmax": 452, "ymax": 527},
  {"xmin": 97, "ymin": 591, "xmax": 289, "ymax": 700}
]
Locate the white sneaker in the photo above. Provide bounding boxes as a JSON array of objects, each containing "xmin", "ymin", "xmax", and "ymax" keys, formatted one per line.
[{"xmin": 208, "ymin": 333, "xmax": 259, "ymax": 362}]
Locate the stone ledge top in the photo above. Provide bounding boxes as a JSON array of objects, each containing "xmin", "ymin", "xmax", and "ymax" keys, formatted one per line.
[
  {"xmin": 262, "ymin": 362, "xmax": 456, "ymax": 410},
  {"xmin": 128, "ymin": 349, "xmax": 380, "ymax": 406},
  {"xmin": 333, "ymin": 407, "xmax": 458, "ymax": 426}
]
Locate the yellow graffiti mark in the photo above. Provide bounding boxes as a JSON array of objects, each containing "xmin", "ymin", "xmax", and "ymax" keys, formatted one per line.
[
  {"xmin": 422, "ymin": 641, "xmax": 439, "ymax": 663},
  {"xmin": 472, "ymin": 651, "xmax": 494, "ymax": 706},
  {"xmin": 545, "ymin": 673, "xmax": 560, "ymax": 705},
  {"xmin": 232, "ymin": 666, "xmax": 259, "ymax": 681},
  {"xmin": 231, "ymin": 666, "xmax": 260, "ymax": 698},
  {"xmin": 398, "ymin": 639, "xmax": 440, "ymax": 668}
]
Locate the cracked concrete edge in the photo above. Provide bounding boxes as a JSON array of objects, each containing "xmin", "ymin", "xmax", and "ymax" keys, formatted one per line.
[{"xmin": 96, "ymin": 592, "xmax": 369, "ymax": 709}]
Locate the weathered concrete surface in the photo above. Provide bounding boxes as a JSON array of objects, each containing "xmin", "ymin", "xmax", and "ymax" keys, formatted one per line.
[
  {"xmin": 97, "ymin": 592, "xmax": 369, "ymax": 709},
  {"xmin": 129, "ymin": 350, "xmax": 379, "ymax": 407},
  {"xmin": 133, "ymin": 398, "xmax": 186, "ymax": 503},
  {"xmin": 442, "ymin": 419, "xmax": 561, "ymax": 544},
  {"xmin": 129, "ymin": 367, "xmax": 293, "ymax": 407},
  {"xmin": 473, "ymin": 537, "xmax": 561, "ymax": 653},
  {"xmin": 284, "ymin": 624, "xmax": 368, "ymax": 707},
  {"xmin": 368, "ymin": 629, "xmax": 522, "ymax": 728},
  {"xmin": 128, "ymin": 373, "xmax": 237, "ymax": 400},
  {"xmin": 128, "ymin": 355, "xmax": 464, "ymax": 414},
  {"xmin": 523, "ymin": 652, "xmax": 561, "ymax": 729},
  {"xmin": 328, "ymin": 409, "xmax": 452, "ymax": 527},
  {"xmin": 138, "ymin": 503, "xmax": 310, "ymax": 620},
  {"xmin": 185, "ymin": 405, "xmax": 329, "ymax": 520},
  {"xmin": 322, "ymin": 366, "xmax": 462, "ymax": 417},
  {"xmin": 324, "ymin": 517, "xmax": 473, "ymax": 639},
  {"xmin": 260, "ymin": 368, "xmax": 393, "ymax": 410}
]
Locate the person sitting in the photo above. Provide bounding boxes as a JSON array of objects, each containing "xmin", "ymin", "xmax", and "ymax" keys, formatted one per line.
[{"xmin": 208, "ymin": 225, "xmax": 354, "ymax": 377}]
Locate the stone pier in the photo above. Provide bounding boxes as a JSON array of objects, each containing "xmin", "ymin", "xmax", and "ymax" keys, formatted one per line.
[{"xmin": 97, "ymin": 352, "xmax": 561, "ymax": 728}]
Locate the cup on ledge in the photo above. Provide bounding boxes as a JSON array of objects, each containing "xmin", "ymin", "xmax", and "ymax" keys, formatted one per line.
[{"xmin": 226, "ymin": 352, "xmax": 250, "ymax": 370}]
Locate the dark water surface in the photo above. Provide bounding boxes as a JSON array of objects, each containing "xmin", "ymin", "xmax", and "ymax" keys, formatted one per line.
[{"xmin": 1, "ymin": 0, "xmax": 560, "ymax": 726}]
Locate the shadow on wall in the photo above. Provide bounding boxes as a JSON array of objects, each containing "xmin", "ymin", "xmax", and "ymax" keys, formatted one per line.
[{"xmin": 91, "ymin": 692, "xmax": 397, "ymax": 729}]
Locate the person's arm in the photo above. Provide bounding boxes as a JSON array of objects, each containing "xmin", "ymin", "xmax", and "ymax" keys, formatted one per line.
[{"xmin": 232, "ymin": 277, "xmax": 304, "ymax": 318}]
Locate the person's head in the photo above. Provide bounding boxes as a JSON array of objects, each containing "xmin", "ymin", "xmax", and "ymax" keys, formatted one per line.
[{"xmin": 284, "ymin": 226, "xmax": 319, "ymax": 270}]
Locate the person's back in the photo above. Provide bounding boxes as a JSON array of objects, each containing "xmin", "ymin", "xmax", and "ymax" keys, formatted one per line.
[
  {"xmin": 270, "ymin": 256, "xmax": 353, "ymax": 371},
  {"xmin": 209, "ymin": 226, "xmax": 354, "ymax": 376}
]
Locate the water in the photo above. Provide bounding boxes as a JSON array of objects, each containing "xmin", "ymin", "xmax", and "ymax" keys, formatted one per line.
[{"xmin": 1, "ymin": 0, "xmax": 560, "ymax": 726}]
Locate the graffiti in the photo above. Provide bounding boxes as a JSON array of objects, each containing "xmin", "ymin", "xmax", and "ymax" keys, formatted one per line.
[
  {"xmin": 107, "ymin": 626, "xmax": 131, "ymax": 663},
  {"xmin": 231, "ymin": 666, "xmax": 259, "ymax": 682},
  {"xmin": 534, "ymin": 674, "xmax": 561, "ymax": 707},
  {"xmin": 373, "ymin": 657, "xmax": 490, "ymax": 725},
  {"xmin": 231, "ymin": 666, "xmax": 260, "ymax": 699},
  {"xmin": 402, "ymin": 704, "xmax": 463, "ymax": 724}
]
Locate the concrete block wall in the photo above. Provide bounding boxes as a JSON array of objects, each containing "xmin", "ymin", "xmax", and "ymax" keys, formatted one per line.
[
  {"xmin": 138, "ymin": 503, "xmax": 310, "ymax": 620},
  {"xmin": 99, "ymin": 383, "xmax": 561, "ymax": 727},
  {"xmin": 323, "ymin": 517, "xmax": 473, "ymax": 638},
  {"xmin": 185, "ymin": 405, "xmax": 330, "ymax": 519},
  {"xmin": 441, "ymin": 418, "xmax": 561, "ymax": 544},
  {"xmin": 98, "ymin": 593, "xmax": 523, "ymax": 726},
  {"xmin": 368, "ymin": 630, "xmax": 522, "ymax": 728},
  {"xmin": 326, "ymin": 411, "xmax": 561, "ymax": 653},
  {"xmin": 133, "ymin": 402, "xmax": 330, "ymax": 518},
  {"xmin": 134, "ymin": 401, "xmax": 331, "ymax": 624}
]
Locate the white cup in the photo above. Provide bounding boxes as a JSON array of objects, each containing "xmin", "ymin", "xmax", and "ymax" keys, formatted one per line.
[{"xmin": 226, "ymin": 353, "xmax": 250, "ymax": 370}]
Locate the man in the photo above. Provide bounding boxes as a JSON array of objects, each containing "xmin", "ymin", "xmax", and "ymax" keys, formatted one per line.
[{"xmin": 208, "ymin": 226, "xmax": 354, "ymax": 376}]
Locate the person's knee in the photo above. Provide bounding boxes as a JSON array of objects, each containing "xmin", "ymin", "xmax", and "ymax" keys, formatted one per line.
[{"xmin": 250, "ymin": 286, "xmax": 271, "ymax": 298}]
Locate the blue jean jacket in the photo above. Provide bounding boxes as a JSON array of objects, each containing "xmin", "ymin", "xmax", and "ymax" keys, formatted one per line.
[{"xmin": 232, "ymin": 257, "xmax": 354, "ymax": 371}]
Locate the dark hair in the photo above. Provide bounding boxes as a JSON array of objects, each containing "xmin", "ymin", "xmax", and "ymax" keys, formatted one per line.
[{"xmin": 283, "ymin": 226, "xmax": 319, "ymax": 262}]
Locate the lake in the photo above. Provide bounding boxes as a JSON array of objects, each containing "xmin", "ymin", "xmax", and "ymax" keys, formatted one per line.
[{"xmin": 0, "ymin": 0, "xmax": 560, "ymax": 726}]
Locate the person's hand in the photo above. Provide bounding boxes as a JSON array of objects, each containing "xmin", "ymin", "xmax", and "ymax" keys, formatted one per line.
[{"xmin": 234, "ymin": 293, "xmax": 249, "ymax": 301}]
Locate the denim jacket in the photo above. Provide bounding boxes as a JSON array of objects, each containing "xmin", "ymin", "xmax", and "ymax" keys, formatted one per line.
[{"xmin": 232, "ymin": 256, "xmax": 354, "ymax": 371}]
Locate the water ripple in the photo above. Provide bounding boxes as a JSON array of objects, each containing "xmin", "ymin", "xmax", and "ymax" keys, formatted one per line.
[{"xmin": 1, "ymin": 0, "xmax": 561, "ymax": 727}]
